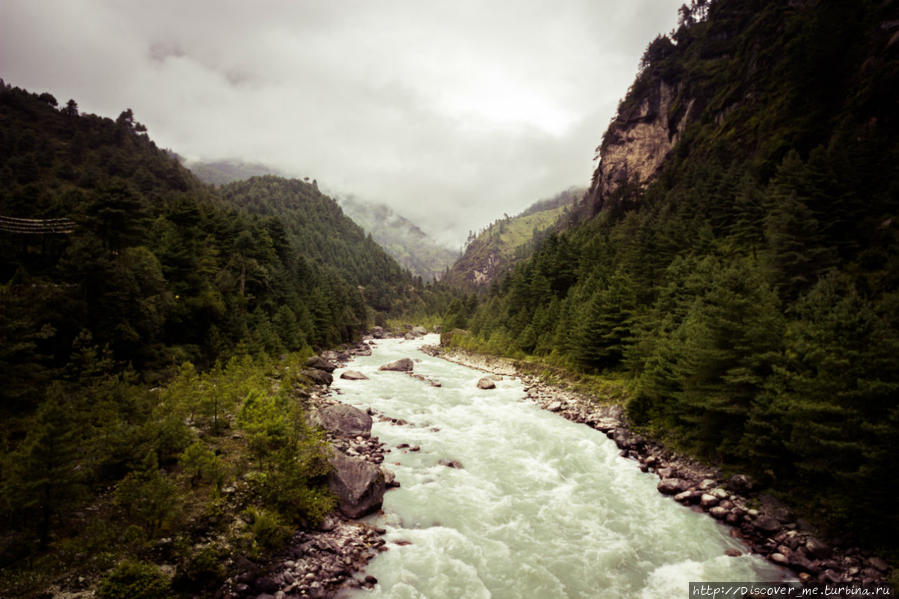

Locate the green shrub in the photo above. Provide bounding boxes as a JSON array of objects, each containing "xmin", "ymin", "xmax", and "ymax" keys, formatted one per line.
[
  {"xmin": 244, "ymin": 506, "xmax": 290, "ymax": 550},
  {"xmin": 172, "ymin": 542, "xmax": 227, "ymax": 592},
  {"xmin": 96, "ymin": 560, "xmax": 171, "ymax": 599}
]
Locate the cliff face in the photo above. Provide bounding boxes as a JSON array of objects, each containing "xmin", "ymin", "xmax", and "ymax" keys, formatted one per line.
[{"xmin": 586, "ymin": 80, "xmax": 693, "ymax": 214}]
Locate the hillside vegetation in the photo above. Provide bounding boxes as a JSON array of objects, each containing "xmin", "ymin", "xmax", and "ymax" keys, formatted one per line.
[
  {"xmin": 0, "ymin": 82, "xmax": 445, "ymax": 596},
  {"xmin": 443, "ymin": 0, "xmax": 899, "ymax": 555},
  {"xmin": 444, "ymin": 187, "xmax": 582, "ymax": 290}
]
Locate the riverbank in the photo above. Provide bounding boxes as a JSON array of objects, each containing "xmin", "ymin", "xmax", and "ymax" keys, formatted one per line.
[{"xmin": 423, "ymin": 344, "xmax": 893, "ymax": 589}]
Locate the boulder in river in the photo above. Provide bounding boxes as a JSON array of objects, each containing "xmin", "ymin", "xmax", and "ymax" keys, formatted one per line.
[
  {"xmin": 328, "ymin": 451, "xmax": 386, "ymax": 518},
  {"xmin": 477, "ymin": 377, "xmax": 496, "ymax": 390},
  {"xmin": 378, "ymin": 358, "xmax": 414, "ymax": 372},
  {"xmin": 314, "ymin": 404, "xmax": 372, "ymax": 437},
  {"xmin": 341, "ymin": 370, "xmax": 369, "ymax": 381},
  {"xmin": 302, "ymin": 368, "xmax": 333, "ymax": 386}
]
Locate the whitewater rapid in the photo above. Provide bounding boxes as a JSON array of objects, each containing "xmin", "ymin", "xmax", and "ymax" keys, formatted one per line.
[{"xmin": 333, "ymin": 335, "xmax": 788, "ymax": 598}]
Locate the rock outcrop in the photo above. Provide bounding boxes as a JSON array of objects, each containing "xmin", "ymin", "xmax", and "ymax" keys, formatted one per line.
[{"xmin": 587, "ymin": 79, "xmax": 694, "ymax": 214}]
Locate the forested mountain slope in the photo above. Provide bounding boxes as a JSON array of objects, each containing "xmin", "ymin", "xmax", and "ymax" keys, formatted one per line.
[
  {"xmin": 0, "ymin": 83, "xmax": 377, "ymax": 396},
  {"xmin": 0, "ymin": 82, "xmax": 446, "ymax": 596},
  {"xmin": 217, "ymin": 176, "xmax": 429, "ymax": 314},
  {"xmin": 444, "ymin": 187, "xmax": 583, "ymax": 290},
  {"xmin": 336, "ymin": 195, "xmax": 457, "ymax": 283},
  {"xmin": 187, "ymin": 160, "xmax": 457, "ymax": 283},
  {"xmin": 444, "ymin": 0, "xmax": 899, "ymax": 553}
]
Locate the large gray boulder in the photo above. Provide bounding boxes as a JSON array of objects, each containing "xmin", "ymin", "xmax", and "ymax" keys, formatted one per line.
[
  {"xmin": 302, "ymin": 368, "xmax": 333, "ymax": 386},
  {"xmin": 305, "ymin": 356, "xmax": 337, "ymax": 372},
  {"xmin": 314, "ymin": 404, "xmax": 372, "ymax": 437},
  {"xmin": 378, "ymin": 358, "xmax": 414, "ymax": 372},
  {"xmin": 411, "ymin": 326, "xmax": 428, "ymax": 336},
  {"xmin": 328, "ymin": 452, "xmax": 385, "ymax": 518}
]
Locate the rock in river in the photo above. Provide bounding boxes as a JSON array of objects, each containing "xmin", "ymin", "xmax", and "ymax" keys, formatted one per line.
[
  {"xmin": 341, "ymin": 370, "xmax": 369, "ymax": 381},
  {"xmin": 477, "ymin": 377, "xmax": 496, "ymax": 389},
  {"xmin": 379, "ymin": 358, "xmax": 414, "ymax": 372}
]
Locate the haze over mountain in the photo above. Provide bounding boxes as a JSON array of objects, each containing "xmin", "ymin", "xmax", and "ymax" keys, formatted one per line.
[
  {"xmin": 335, "ymin": 195, "xmax": 457, "ymax": 283},
  {"xmin": 187, "ymin": 159, "xmax": 456, "ymax": 281},
  {"xmin": 0, "ymin": 0, "xmax": 685, "ymax": 248}
]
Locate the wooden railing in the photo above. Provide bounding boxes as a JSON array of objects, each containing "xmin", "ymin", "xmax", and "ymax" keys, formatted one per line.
[{"xmin": 0, "ymin": 215, "xmax": 76, "ymax": 234}]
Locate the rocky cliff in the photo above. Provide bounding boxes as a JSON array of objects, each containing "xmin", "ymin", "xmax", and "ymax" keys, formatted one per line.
[{"xmin": 586, "ymin": 79, "xmax": 694, "ymax": 215}]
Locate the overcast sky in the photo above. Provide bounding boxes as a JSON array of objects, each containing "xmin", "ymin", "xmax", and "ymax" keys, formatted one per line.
[{"xmin": 1, "ymin": 0, "xmax": 683, "ymax": 248}]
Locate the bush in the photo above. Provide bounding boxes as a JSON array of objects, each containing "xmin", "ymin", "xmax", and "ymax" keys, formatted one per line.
[
  {"xmin": 244, "ymin": 506, "xmax": 290, "ymax": 550},
  {"xmin": 172, "ymin": 542, "xmax": 227, "ymax": 592},
  {"xmin": 96, "ymin": 560, "xmax": 171, "ymax": 599}
]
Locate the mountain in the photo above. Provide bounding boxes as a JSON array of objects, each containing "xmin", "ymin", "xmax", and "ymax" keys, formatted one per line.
[
  {"xmin": 335, "ymin": 195, "xmax": 456, "ymax": 282},
  {"xmin": 0, "ymin": 81, "xmax": 411, "ymax": 595},
  {"xmin": 185, "ymin": 158, "xmax": 284, "ymax": 186},
  {"xmin": 0, "ymin": 81, "xmax": 463, "ymax": 598},
  {"xmin": 216, "ymin": 176, "xmax": 424, "ymax": 313},
  {"xmin": 443, "ymin": 0, "xmax": 899, "ymax": 553},
  {"xmin": 444, "ymin": 187, "xmax": 583, "ymax": 290},
  {"xmin": 188, "ymin": 160, "xmax": 456, "ymax": 283}
]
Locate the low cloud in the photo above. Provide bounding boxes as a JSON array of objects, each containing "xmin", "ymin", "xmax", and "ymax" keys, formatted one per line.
[{"xmin": 0, "ymin": 0, "xmax": 683, "ymax": 247}]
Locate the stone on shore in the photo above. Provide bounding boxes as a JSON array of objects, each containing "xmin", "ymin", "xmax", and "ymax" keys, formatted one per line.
[
  {"xmin": 378, "ymin": 358, "xmax": 414, "ymax": 372},
  {"xmin": 315, "ymin": 404, "xmax": 372, "ymax": 438},
  {"xmin": 700, "ymin": 493, "xmax": 719, "ymax": 508},
  {"xmin": 657, "ymin": 478, "xmax": 687, "ymax": 495},
  {"xmin": 805, "ymin": 537, "xmax": 831, "ymax": 559},
  {"xmin": 477, "ymin": 377, "xmax": 496, "ymax": 389},
  {"xmin": 341, "ymin": 370, "xmax": 369, "ymax": 381},
  {"xmin": 709, "ymin": 506, "xmax": 730, "ymax": 519},
  {"xmin": 328, "ymin": 451, "xmax": 386, "ymax": 518},
  {"xmin": 305, "ymin": 356, "xmax": 337, "ymax": 372},
  {"xmin": 302, "ymin": 368, "xmax": 333, "ymax": 386}
]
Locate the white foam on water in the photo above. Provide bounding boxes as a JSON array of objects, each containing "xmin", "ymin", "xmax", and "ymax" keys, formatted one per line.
[{"xmin": 335, "ymin": 335, "xmax": 790, "ymax": 598}]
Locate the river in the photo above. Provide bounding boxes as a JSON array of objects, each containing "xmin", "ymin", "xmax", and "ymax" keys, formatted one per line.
[{"xmin": 332, "ymin": 334, "xmax": 789, "ymax": 598}]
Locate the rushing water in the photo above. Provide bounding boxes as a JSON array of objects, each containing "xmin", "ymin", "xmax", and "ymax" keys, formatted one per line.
[{"xmin": 333, "ymin": 335, "xmax": 789, "ymax": 599}]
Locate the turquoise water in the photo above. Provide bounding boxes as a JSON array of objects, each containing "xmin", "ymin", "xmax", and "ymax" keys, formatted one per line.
[{"xmin": 333, "ymin": 335, "xmax": 788, "ymax": 599}]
